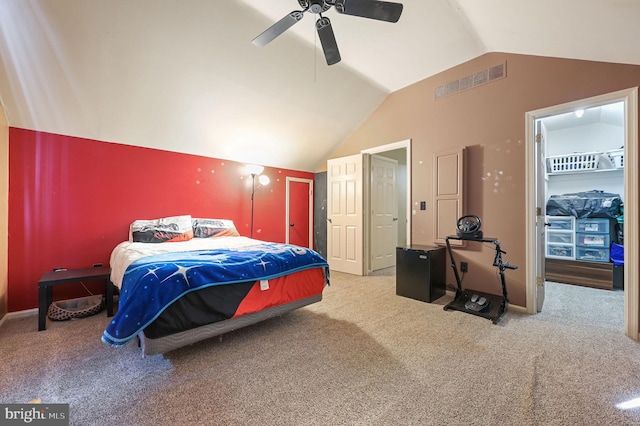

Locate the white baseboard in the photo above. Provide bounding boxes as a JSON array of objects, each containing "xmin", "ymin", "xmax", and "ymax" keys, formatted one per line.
[
  {"xmin": 0, "ymin": 308, "xmax": 38, "ymax": 328},
  {"xmin": 507, "ymin": 304, "xmax": 527, "ymax": 314}
]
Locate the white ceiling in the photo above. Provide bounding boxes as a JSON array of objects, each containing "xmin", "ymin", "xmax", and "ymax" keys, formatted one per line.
[
  {"xmin": 0, "ymin": 0, "xmax": 638, "ymax": 171},
  {"xmin": 240, "ymin": 0, "xmax": 640, "ymax": 93},
  {"xmin": 541, "ymin": 102, "xmax": 625, "ymax": 132}
]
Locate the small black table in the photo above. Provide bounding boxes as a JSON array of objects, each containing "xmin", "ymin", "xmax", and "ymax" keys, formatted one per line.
[{"xmin": 38, "ymin": 266, "xmax": 114, "ymax": 331}]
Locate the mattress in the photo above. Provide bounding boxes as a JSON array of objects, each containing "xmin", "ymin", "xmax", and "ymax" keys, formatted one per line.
[
  {"xmin": 143, "ymin": 267, "xmax": 326, "ymax": 339},
  {"xmin": 103, "ymin": 236, "xmax": 329, "ymax": 353},
  {"xmin": 109, "ymin": 236, "xmax": 271, "ymax": 289}
]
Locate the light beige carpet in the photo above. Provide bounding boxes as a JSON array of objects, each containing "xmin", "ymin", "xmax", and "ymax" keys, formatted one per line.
[{"xmin": 1, "ymin": 271, "xmax": 639, "ymax": 425}]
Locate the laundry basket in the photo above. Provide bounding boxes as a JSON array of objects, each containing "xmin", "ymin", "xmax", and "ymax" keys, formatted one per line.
[{"xmin": 546, "ymin": 152, "xmax": 601, "ymax": 173}]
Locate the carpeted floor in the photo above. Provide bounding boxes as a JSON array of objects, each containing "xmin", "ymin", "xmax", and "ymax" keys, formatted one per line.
[{"xmin": 1, "ymin": 271, "xmax": 639, "ymax": 425}]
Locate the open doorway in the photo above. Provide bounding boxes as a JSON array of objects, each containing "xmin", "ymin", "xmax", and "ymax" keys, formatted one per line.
[
  {"xmin": 539, "ymin": 101, "xmax": 625, "ymax": 319},
  {"xmin": 362, "ymin": 139, "xmax": 411, "ymax": 275},
  {"xmin": 525, "ymin": 87, "xmax": 639, "ymax": 340}
]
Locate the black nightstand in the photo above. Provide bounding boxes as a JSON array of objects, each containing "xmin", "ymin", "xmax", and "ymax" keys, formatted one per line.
[{"xmin": 38, "ymin": 266, "xmax": 114, "ymax": 331}]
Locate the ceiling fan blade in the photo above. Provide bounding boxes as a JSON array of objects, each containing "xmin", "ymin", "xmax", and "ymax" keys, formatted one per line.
[
  {"xmin": 316, "ymin": 17, "xmax": 341, "ymax": 66},
  {"xmin": 334, "ymin": 0, "xmax": 403, "ymax": 23},
  {"xmin": 252, "ymin": 11, "xmax": 305, "ymax": 47}
]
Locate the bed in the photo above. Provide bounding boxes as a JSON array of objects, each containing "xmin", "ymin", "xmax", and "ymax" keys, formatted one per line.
[{"xmin": 102, "ymin": 216, "xmax": 329, "ymax": 356}]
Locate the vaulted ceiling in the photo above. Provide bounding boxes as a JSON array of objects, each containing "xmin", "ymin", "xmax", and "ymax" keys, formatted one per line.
[{"xmin": 1, "ymin": 0, "xmax": 638, "ymax": 171}]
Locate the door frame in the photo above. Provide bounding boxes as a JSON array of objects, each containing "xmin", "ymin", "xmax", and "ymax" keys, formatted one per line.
[
  {"xmin": 362, "ymin": 139, "xmax": 412, "ymax": 274},
  {"xmin": 524, "ymin": 87, "xmax": 639, "ymax": 339},
  {"xmin": 285, "ymin": 177, "xmax": 313, "ymax": 248},
  {"xmin": 533, "ymin": 119, "xmax": 548, "ymax": 312}
]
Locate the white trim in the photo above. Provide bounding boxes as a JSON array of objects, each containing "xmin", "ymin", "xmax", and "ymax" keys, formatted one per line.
[
  {"xmin": 285, "ymin": 177, "xmax": 314, "ymax": 249},
  {"xmin": 624, "ymin": 88, "xmax": 639, "ymax": 340},
  {"xmin": 507, "ymin": 304, "xmax": 528, "ymax": 315},
  {"xmin": 525, "ymin": 87, "xmax": 639, "ymax": 340},
  {"xmin": 0, "ymin": 308, "xmax": 38, "ymax": 328},
  {"xmin": 524, "ymin": 114, "xmax": 537, "ymax": 315}
]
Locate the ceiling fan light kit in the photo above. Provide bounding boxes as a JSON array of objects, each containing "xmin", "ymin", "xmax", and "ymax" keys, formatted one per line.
[{"xmin": 252, "ymin": 0, "xmax": 403, "ymax": 66}]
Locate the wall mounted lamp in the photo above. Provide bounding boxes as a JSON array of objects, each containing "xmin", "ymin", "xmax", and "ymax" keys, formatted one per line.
[{"xmin": 245, "ymin": 164, "xmax": 270, "ymax": 238}]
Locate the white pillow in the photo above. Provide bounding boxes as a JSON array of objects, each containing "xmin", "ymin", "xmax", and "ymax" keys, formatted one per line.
[
  {"xmin": 192, "ymin": 218, "xmax": 240, "ymax": 238},
  {"xmin": 130, "ymin": 215, "xmax": 194, "ymax": 243}
]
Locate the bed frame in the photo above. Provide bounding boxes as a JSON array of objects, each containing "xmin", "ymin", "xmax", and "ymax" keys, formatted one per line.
[{"xmin": 137, "ymin": 294, "xmax": 322, "ymax": 357}]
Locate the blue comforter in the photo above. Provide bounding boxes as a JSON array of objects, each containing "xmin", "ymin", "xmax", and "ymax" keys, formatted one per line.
[{"xmin": 102, "ymin": 243, "xmax": 328, "ymax": 348}]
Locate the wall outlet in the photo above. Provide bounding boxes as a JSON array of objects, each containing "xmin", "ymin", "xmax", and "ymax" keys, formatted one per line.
[{"xmin": 460, "ymin": 262, "xmax": 468, "ymax": 273}]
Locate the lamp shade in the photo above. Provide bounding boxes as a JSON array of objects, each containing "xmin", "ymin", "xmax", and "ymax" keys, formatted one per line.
[{"xmin": 258, "ymin": 175, "xmax": 270, "ymax": 186}]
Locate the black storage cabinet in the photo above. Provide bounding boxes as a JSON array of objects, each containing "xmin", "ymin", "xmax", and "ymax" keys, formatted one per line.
[{"xmin": 396, "ymin": 245, "xmax": 446, "ymax": 303}]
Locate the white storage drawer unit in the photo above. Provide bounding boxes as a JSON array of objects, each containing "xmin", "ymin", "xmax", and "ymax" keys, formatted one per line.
[{"xmin": 546, "ymin": 216, "xmax": 576, "ymax": 260}]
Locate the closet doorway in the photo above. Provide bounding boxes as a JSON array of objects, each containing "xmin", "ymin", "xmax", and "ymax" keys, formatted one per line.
[
  {"xmin": 525, "ymin": 87, "xmax": 639, "ymax": 339},
  {"xmin": 541, "ymin": 101, "xmax": 624, "ymax": 288},
  {"xmin": 326, "ymin": 139, "xmax": 411, "ymax": 276},
  {"xmin": 362, "ymin": 140, "xmax": 411, "ymax": 275}
]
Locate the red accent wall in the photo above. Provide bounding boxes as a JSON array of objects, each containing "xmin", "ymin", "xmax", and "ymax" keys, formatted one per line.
[{"xmin": 8, "ymin": 128, "xmax": 314, "ymax": 312}]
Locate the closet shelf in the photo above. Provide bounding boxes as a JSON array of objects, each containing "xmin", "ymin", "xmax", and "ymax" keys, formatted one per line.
[
  {"xmin": 546, "ymin": 149, "xmax": 624, "ymax": 176},
  {"xmin": 547, "ymin": 168, "xmax": 624, "ymax": 177}
]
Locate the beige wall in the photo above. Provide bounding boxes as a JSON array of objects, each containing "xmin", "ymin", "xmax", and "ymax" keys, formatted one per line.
[
  {"xmin": 0, "ymin": 103, "xmax": 7, "ymax": 320},
  {"xmin": 329, "ymin": 52, "xmax": 640, "ymax": 307}
]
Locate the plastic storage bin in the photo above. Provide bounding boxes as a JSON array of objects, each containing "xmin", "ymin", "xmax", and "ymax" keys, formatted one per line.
[
  {"xmin": 547, "ymin": 216, "xmax": 574, "ymax": 230},
  {"xmin": 577, "ymin": 218, "xmax": 611, "ymax": 233},
  {"xmin": 547, "ymin": 244, "xmax": 575, "ymax": 259},
  {"xmin": 577, "ymin": 233, "xmax": 611, "ymax": 247},
  {"xmin": 548, "ymin": 233, "xmax": 574, "ymax": 244},
  {"xmin": 576, "ymin": 246, "xmax": 610, "ymax": 262}
]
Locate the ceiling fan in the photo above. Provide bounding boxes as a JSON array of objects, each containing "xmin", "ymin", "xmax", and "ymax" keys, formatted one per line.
[{"xmin": 252, "ymin": 0, "xmax": 404, "ymax": 66}]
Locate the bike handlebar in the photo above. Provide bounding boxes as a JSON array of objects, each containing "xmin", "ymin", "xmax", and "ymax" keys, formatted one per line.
[
  {"xmin": 493, "ymin": 261, "xmax": 518, "ymax": 270},
  {"xmin": 504, "ymin": 262, "xmax": 518, "ymax": 270}
]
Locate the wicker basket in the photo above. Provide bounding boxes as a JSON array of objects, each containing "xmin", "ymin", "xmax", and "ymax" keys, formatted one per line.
[{"xmin": 47, "ymin": 295, "xmax": 104, "ymax": 321}]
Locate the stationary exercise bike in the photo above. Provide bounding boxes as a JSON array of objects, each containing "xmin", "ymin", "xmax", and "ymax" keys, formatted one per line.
[{"xmin": 443, "ymin": 215, "xmax": 518, "ymax": 324}]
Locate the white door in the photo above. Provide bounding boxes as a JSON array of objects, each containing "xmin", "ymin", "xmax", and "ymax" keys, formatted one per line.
[
  {"xmin": 327, "ymin": 154, "xmax": 363, "ymax": 275},
  {"xmin": 534, "ymin": 119, "xmax": 547, "ymax": 312},
  {"xmin": 370, "ymin": 155, "xmax": 398, "ymax": 271}
]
